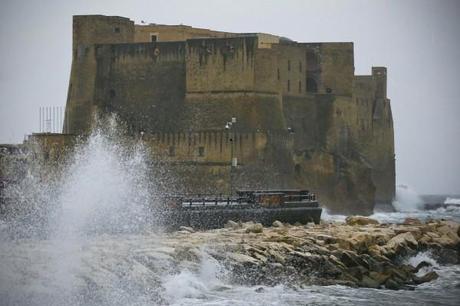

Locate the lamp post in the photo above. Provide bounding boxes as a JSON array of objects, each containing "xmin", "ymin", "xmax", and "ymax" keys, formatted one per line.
[{"xmin": 225, "ymin": 117, "xmax": 237, "ymax": 196}]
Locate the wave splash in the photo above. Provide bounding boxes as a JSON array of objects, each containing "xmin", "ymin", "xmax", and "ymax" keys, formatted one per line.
[
  {"xmin": 445, "ymin": 197, "xmax": 460, "ymax": 205},
  {"xmin": 392, "ymin": 184, "xmax": 424, "ymax": 212}
]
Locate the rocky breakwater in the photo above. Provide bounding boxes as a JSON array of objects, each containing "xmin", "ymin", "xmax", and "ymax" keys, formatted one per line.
[{"xmin": 168, "ymin": 217, "xmax": 460, "ymax": 290}]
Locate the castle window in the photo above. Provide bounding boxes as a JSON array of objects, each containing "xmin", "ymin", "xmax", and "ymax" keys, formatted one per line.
[
  {"xmin": 299, "ymin": 61, "xmax": 302, "ymax": 72},
  {"xmin": 287, "ymin": 80, "xmax": 290, "ymax": 92},
  {"xmin": 114, "ymin": 27, "xmax": 120, "ymax": 33},
  {"xmin": 169, "ymin": 146, "xmax": 175, "ymax": 157},
  {"xmin": 277, "ymin": 68, "xmax": 280, "ymax": 80},
  {"xmin": 288, "ymin": 60, "xmax": 291, "ymax": 71},
  {"xmin": 306, "ymin": 77, "xmax": 318, "ymax": 93},
  {"xmin": 298, "ymin": 81, "xmax": 302, "ymax": 93},
  {"xmin": 151, "ymin": 35, "xmax": 157, "ymax": 42},
  {"xmin": 198, "ymin": 146, "xmax": 205, "ymax": 157},
  {"xmin": 109, "ymin": 89, "xmax": 116, "ymax": 98}
]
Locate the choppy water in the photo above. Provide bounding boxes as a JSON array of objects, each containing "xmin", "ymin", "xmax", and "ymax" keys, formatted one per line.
[
  {"xmin": 0, "ymin": 122, "xmax": 459, "ymax": 305},
  {"xmin": 1, "ymin": 233, "xmax": 459, "ymax": 306}
]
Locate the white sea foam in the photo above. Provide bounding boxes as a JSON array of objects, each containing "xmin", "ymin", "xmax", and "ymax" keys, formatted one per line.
[
  {"xmin": 163, "ymin": 250, "xmax": 227, "ymax": 304},
  {"xmin": 392, "ymin": 184, "xmax": 424, "ymax": 212},
  {"xmin": 320, "ymin": 209, "xmax": 347, "ymax": 223},
  {"xmin": 444, "ymin": 197, "xmax": 460, "ymax": 205},
  {"xmin": 404, "ymin": 251, "xmax": 439, "ymax": 276}
]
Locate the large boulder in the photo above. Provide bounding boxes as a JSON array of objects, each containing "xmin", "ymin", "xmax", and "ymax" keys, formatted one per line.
[
  {"xmin": 345, "ymin": 216, "xmax": 379, "ymax": 226},
  {"xmin": 382, "ymin": 232, "xmax": 418, "ymax": 257},
  {"xmin": 225, "ymin": 220, "xmax": 241, "ymax": 230},
  {"xmin": 246, "ymin": 223, "xmax": 264, "ymax": 234}
]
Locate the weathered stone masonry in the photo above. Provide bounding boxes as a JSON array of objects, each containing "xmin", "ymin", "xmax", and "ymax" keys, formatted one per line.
[{"xmin": 59, "ymin": 15, "xmax": 395, "ymax": 214}]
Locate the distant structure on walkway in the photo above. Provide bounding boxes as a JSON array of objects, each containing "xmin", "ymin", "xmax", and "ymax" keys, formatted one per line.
[{"xmin": 4, "ymin": 15, "xmax": 396, "ymax": 214}]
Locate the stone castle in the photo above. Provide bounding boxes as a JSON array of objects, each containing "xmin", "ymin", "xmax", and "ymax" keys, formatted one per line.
[{"xmin": 3, "ymin": 15, "xmax": 396, "ymax": 214}]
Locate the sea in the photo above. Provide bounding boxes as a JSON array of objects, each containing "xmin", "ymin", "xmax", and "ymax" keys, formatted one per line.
[{"xmin": 0, "ymin": 122, "xmax": 459, "ymax": 305}]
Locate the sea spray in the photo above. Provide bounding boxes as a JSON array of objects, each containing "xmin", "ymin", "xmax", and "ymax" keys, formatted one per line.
[
  {"xmin": 445, "ymin": 197, "xmax": 460, "ymax": 205},
  {"xmin": 162, "ymin": 249, "xmax": 228, "ymax": 303},
  {"xmin": 0, "ymin": 116, "xmax": 170, "ymax": 304},
  {"xmin": 392, "ymin": 184, "xmax": 424, "ymax": 212}
]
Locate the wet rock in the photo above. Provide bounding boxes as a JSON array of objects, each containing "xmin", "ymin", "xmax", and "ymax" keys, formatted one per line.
[
  {"xmin": 272, "ymin": 220, "xmax": 284, "ymax": 228},
  {"xmin": 246, "ymin": 223, "xmax": 264, "ymax": 234},
  {"xmin": 227, "ymin": 252, "xmax": 260, "ymax": 265},
  {"xmin": 387, "ymin": 267, "xmax": 411, "ymax": 283},
  {"xmin": 369, "ymin": 271, "xmax": 391, "ymax": 285},
  {"xmin": 266, "ymin": 249, "xmax": 286, "ymax": 264},
  {"xmin": 321, "ymin": 259, "xmax": 344, "ymax": 277},
  {"xmin": 383, "ymin": 232, "xmax": 418, "ymax": 257},
  {"xmin": 252, "ymin": 252, "xmax": 268, "ymax": 263},
  {"xmin": 154, "ymin": 219, "xmax": 458, "ymax": 291},
  {"xmin": 360, "ymin": 275, "xmax": 380, "ymax": 288},
  {"xmin": 178, "ymin": 226, "xmax": 194, "ymax": 233},
  {"xmin": 414, "ymin": 261, "xmax": 432, "ymax": 273},
  {"xmin": 316, "ymin": 234, "xmax": 337, "ymax": 244},
  {"xmin": 334, "ymin": 250, "xmax": 361, "ymax": 268},
  {"xmin": 267, "ymin": 262, "xmax": 284, "ymax": 270},
  {"xmin": 345, "ymin": 216, "xmax": 379, "ymax": 226},
  {"xmin": 403, "ymin": 218, "xmax": 422, "ymax": 225},
  {"xmin": 385, "ymin": 278, "xmax": 401, "ymax": 290},
  {"xmin": 413, "ymin": 271, "xmax": 439, "ymax": 284},
  {"xmin": 433, "ymin": 248, "xmax": 459, "ymax": 264},
  {"xmin": 328, "ymin": 255, "xmax": 346, "ymax": 270},
  {"xmin": 224, "ymin": 220, "xmax": 240, "ymax": 230}
]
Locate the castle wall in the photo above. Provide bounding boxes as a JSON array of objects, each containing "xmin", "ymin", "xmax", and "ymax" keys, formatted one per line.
[
  {"xmin": 185, "ymin": 37, "xmax": 257, "ymax": 93},
  {"xmin": 64, "ymin": 15, "xmax": 136, "ymax": 135},
  {"xmin": 72, "ymin": 15, "xmax": 135, "ymax": 48},
  {"xmin": 134, "ymin": 24, "xmax": 232, "ymax": 42},
  {"xmin": 182, "ymin": 36, "xmax": 286, "ymax": 132},
  {"xmin": 64, "ymin": 44, "xmax": 98, "ymax": 134},
  {"xmin": 273, "ymin": 44, "xmax": 306, "ymax": 97},
  {"xmin": 253, "ymin": 48, "xmax": 279, "ymax": 94},
  {"xmin": 146, "ymin": 131, "xmax": 268, "ymax": 164},
  {"xmin": 303, "ymin": 43, "xmax": 354, "ymax": 96},
  {"xmin": 183, "ymin": 93, "xmax": 285, "ymax": 131},
  {"xmin": 352, "ymin": 67, "xmax": 395, "ymax": 204},
  {"xmin": 94, "ymin": 41, "xmax": 186, "ymax": 133},
  {"xmin": 144, "ymin": 130, "xmax": 295, "ymax": 194},
  {"xmin": 58, "ymin": 15, "xmax": 396, "ymax": 213}
]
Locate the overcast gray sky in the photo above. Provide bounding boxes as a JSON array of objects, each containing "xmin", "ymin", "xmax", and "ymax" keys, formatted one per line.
[{"xmin": 0, "ymin": 0, "xmax": 459, "ymax": 194}]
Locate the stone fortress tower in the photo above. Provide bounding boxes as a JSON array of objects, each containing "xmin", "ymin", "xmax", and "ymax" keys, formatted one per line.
[{"xmin": 63, "ymin": 15, "xmax": 395, "ymax": 214}]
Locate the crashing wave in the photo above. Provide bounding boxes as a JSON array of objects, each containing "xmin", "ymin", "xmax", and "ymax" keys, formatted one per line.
[
  {"xmin": 444, "ymin": 197, "xmax": 460, "ymax": 205},
  {"xmin": 392, "ymin": 184, "xmax": 424, "ymax": 212}
]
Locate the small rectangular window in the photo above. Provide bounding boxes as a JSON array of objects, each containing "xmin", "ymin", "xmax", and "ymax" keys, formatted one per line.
[
  {"xmin": 114, "ymin": 27, "xmax": 120, "ymax": 33},
  {"xmin": 198, "ymin": 146, "xmax": 205, "ymax": 157},
  {"xmin": 151, "ymin": 35, "xmax": 157, "ymax": 42},
  {"xmin": 287, "ymin": 80, "xmax": 290, "ymax": 92},
  {"xmin": 169, "ymin": 146, "xmax": 175, "ymax": 157}
]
